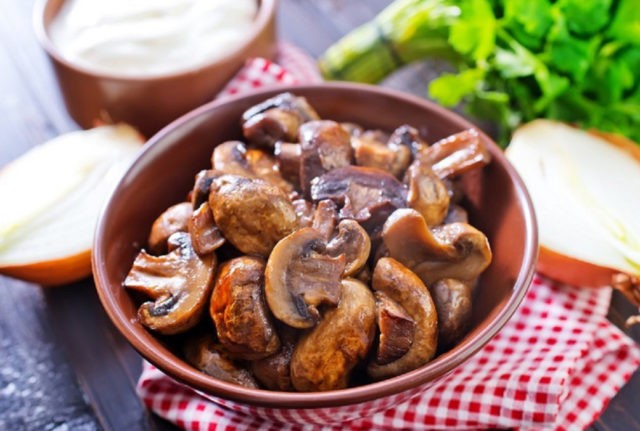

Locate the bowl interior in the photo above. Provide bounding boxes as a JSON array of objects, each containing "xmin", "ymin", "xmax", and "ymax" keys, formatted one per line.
[{"xmin": 93, "ymin": 83, "xmax": 537, "ymax": 408}]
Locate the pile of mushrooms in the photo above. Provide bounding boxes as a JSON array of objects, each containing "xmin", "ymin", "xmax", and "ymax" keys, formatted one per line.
[{"xmin": 124, "ymin": 92, "xmax": 493, "ymax": 392}]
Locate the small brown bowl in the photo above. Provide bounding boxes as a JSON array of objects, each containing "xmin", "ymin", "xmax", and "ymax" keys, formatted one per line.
[
  {"xmin": 34, "ymin": 0, "xmax": 277, "ymax": 137},
  {"xmin": 93, "ymin": 83, "xmax": 537, "ymax": 423}
]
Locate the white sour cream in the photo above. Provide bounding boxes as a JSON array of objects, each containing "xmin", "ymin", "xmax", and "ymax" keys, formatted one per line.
[{"xmin": 49, "ymin": 0, "xmax": 258, "ymax": 76}]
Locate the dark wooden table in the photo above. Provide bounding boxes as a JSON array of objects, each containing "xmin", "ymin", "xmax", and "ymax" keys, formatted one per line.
[{"xmin": 1, "ymin": 1, "xmax": 639, "ymax": 429}]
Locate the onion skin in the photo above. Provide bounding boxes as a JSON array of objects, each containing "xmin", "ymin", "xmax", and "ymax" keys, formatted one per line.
[
  {"xmin": 0, "ymin": 250, "xmax": 92, "ymax": 286},
  {"xmin": 538, "ymin": 245, "xmax": 617, "ymax": 288}
]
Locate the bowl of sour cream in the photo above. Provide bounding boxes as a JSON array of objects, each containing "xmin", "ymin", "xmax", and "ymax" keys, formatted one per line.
[{"xmin": 35, "ymin": 0, "xmax": 277, "ymax": 137}]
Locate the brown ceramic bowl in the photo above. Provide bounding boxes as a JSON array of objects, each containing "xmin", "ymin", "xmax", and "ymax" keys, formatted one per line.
[
  {"xmin": 34, "ymin": 0, "xmax": 277, "ymax": 137},
  {"xmin": 93, "ymin": 83, "xmax": 537, "ymax": 423}
]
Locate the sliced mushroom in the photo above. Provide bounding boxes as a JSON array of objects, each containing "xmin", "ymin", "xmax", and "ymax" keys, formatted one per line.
[
  {"xmin": 326, "ymin": 219, "xmax": 371, "ymax": 276},
  {"xmin": 290, "ymin": 278, "xmax": 376, "ymax": 391},
  {"xmin": 373, "ymin": 290, "xmax": 416, "ymax": 365},
  {"xmin": 209, "ymin": 175, "xmax": 297, "ymax": 257},
  {"xmin": 251, "ymin": 326, "xmax": 298, "ymax": 391},
  {"xmin": 421, "ymin": 129, "xmax": 491, "ymax": 179},
  {"xmin": 189, "ymin": 202, "xmax": 225, "ymax": 255},
  {"xmin": 241, "ymin": 92, "xmax": 320, "ymax": 148},
  {"xmin": 352, "ymin": 129, "xmax": 411, "ymax": 178},
  {"xmin": 311, "ymin": 199, "xmax": 338, "ymax": 241},
  {"xmin": 274, "ymin": 142, "xmax": 301, "ymax": 185},
  {"xmin": 210, "ymin": 257, "xmax": 280, "ymax": 360},
  {"xmin": 430, "ymin": 278, "xmax": 473, "ymax": 350},
  {"xmin": 147, "ymin": 202, "xmax": 192, "ymax": 255},
  {"xmin": 264, "ymin": 227, "xmax": 346, "ymax": 329},
  {"xmin": 191, "ymin": 169, "xmax": 222, "ymax": 209},
  {"xmin": 367, "ymin": 257, "xmax": 438, "ymax": 380},
  {"xmin": 211, "ymin": 140, "xmax": 249, "ymax": 174},
  {"xmin": 310, "ymin": 166, "xmax": 407, "ymax": 232},
  {"xmin": 299, "ymin": 120, "xmax": 354, "ymax": 196},
  {"xmin": 388, "ymin": 124, "xmax": 429, "ymax": 158},
  {"xmin": 184, "ymin": 335, "xmax": 258, "ymax": 388},
  {"xmin": 405, "ymin": 162, "xmax": 450, "ymax": 227},
  {"xmin": 124, "ymin": 232, "xmax": 216, "ymax": 335},
  {"xmin": 382, "ymin": 208, "xmax": 492, "ymax": 285}
]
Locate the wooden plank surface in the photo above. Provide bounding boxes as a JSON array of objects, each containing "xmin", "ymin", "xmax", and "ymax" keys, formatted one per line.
[{"xmin": 1, "ymin": 0, "xmax": 639, "ymax": 430}]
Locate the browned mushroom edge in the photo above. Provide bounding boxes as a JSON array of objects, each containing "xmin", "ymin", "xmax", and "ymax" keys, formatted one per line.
[
  {"xmin": 184, "ymin": 334, "xmax": 259, "ymax": 388},
  {"xmin": 264, "ymin": 227, "xmax": 345, "ymax": 329},
  {"xmin": 209, "ymin": 174, "xmax": 297, "ymax": 257},
  {"xmin": 382, "ymin": 208, "xmax": 492, "ymax": 286},
  {"xmin": 290, "ymin": 278, "xmax": 376, "ymax": 391},
  {"xmin": 124, "ymin": 232, "xmax": 216, "ymax": 335},
  {"xmin": 367, "ymin": 257, "xmax": 438, "ymax": 380},
  {"xmin": 147, "ymin": 202, "xmax": 192, "ymax": 255},
  {"xmin": 210, "ymin": 256, "xmax": 280, "ymax": 360}
]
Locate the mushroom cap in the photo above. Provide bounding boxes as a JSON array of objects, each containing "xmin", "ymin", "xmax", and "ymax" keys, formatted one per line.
[
  {"xmin": 299, "ymin": 120, "xmax": 354, "ymax": 196},
  {"xmin": 367, "ymin": 257, "xmax": 438, "ymax": 380},
  {"xmin": 405, "ymin": 162, "xmax": 450, "ymax": 227},
  {"xmin": 241, "ymin": 92, "xmax": 320, "ymax": 148},
  {"xmin": 184, "ymin": 335, "xmax": 258, "ymax": 388},
  {"xmin": 209, "ymin": 175, "xmax": 297, "ymax": 257},
  {"xmin": 147, "ymin": 202, "xmax": 192, "ymax": 255},
  {"xmin": 212, "ymin": 141, "xmax": 293, "ymax": 193},
  {"xmin": 430, "ymin": 278, "xmax": 473, "ymax": 350},
  {"xmin": 326, "ymin": 219, "xmax": 371, "ymax": 276},
  {"xmin": 124, "ymin": 232, "xmax": 216, "ymax": 335},
  {"xmin": 210, "ymin": 256, "xmax": 280, "ymax": 361},
  {"xmin": 290, "ymin": 278, "xmax": 376, "ymax": 391},
  {"xmin": 189, "ymin": 202, "xmax": 225, "ymax": 256},
  {"xmin": 420, "ymin": 128, "xmax": 491, "ymax": 179},
  {"xmin": 310, "ymin": 165, "xmax": 407, "ymax": 232},
  {"xmin": 264, "ymin": 227, "xmax": 346, "ymax": 329},
  {"xmin": 382, "ymin": 208, "xmax": 492, "ymax": 285}
]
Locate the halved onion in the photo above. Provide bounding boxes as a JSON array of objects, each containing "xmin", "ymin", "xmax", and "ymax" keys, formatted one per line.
[
  {"xmin": 0, "ymin": 124, "xmax": 143, "ymax": 286},
  {"xmin": 506, "ymin": 120, "xmax": 640, "ymax": 291}
]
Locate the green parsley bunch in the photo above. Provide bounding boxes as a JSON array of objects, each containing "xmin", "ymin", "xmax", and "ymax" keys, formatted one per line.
[{"xmin": 319, "ymin": 0, "xmax": 640, "ymax": 145}]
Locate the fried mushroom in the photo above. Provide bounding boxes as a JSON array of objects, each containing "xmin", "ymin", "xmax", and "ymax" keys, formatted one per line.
[
  {"xmin": 209, "ymin": 175, "xmax": 297, "ymax": 257},
  {"xmin": 405, "ymin": 162, "xmax": 450, "ymax": 227},
  {"xmin": 189, "ymin": 202, "xmax": 225, "ymax": 255},
  {"xmin": 430, "ymin": 278, "xmax": 473, "ymax": 350},
  {"xmin": 382, "ymin": 208, "xmax": 492, "ymax": 286},
  {"xmin": 210, "ymin": 257, "xmax": 280, "ymax": 360},
  {"xmin": 184, "ymin": 335, "xmax": 258, "ymax": 388},
  {"xmin": 124, "ymin": 232, "xmax": 216, "ymax": 335},
  {"xmin": 373, "ymin": 290, "xmax": 415, "ymax": 365},
  {"xmin": 212, "ymin": 141, "xmax": 293, "ymax": 193},
  {"xmin": 367, "ymin": 257, "xmax": 438, "ymax": 380},
  {"xmin": 250, "ymin": 326, "xmax": 298, "ymax": 391},
  {"xmin": 352, "ymin": 129, "xmax": 411, "ymax": 178},
  {"xmin": 241, "ymin": 92, "xmax": 320, "ymax": 148},
  {"xmin": 310, "ymin": 166, "xmax": 407, "ymax": 232},
  {"xmin": 147, "ymin": 202, "xmax": 192, "ymax": 255},
  {"xmin": 290, "ymin": 278, "xmax": 376, "ymax": 391},
  {"xmin": 265, "ymin": 228, "xmax": 346, "ymax": 329},
  {"xmin": 299, "ymin": 120, "xmax": 353, "ymax": 196},
  {"xmin": 326, "ymin": 219, "xmax": 371, "ymax": 276},
  {"xmin": 421, "ymin": 128, "xmax": 491, "ymax": 179}
]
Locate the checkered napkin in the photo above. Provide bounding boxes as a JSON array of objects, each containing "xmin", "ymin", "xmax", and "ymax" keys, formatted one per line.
[{"xmin": 136, "ymin": 44, "xmax": 640, "ymax": 430}]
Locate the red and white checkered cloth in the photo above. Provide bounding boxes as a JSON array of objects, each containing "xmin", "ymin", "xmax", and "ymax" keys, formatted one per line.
[{"xmin": 136, "ymin": 44, "xmax": 640, "ymax": 430}]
